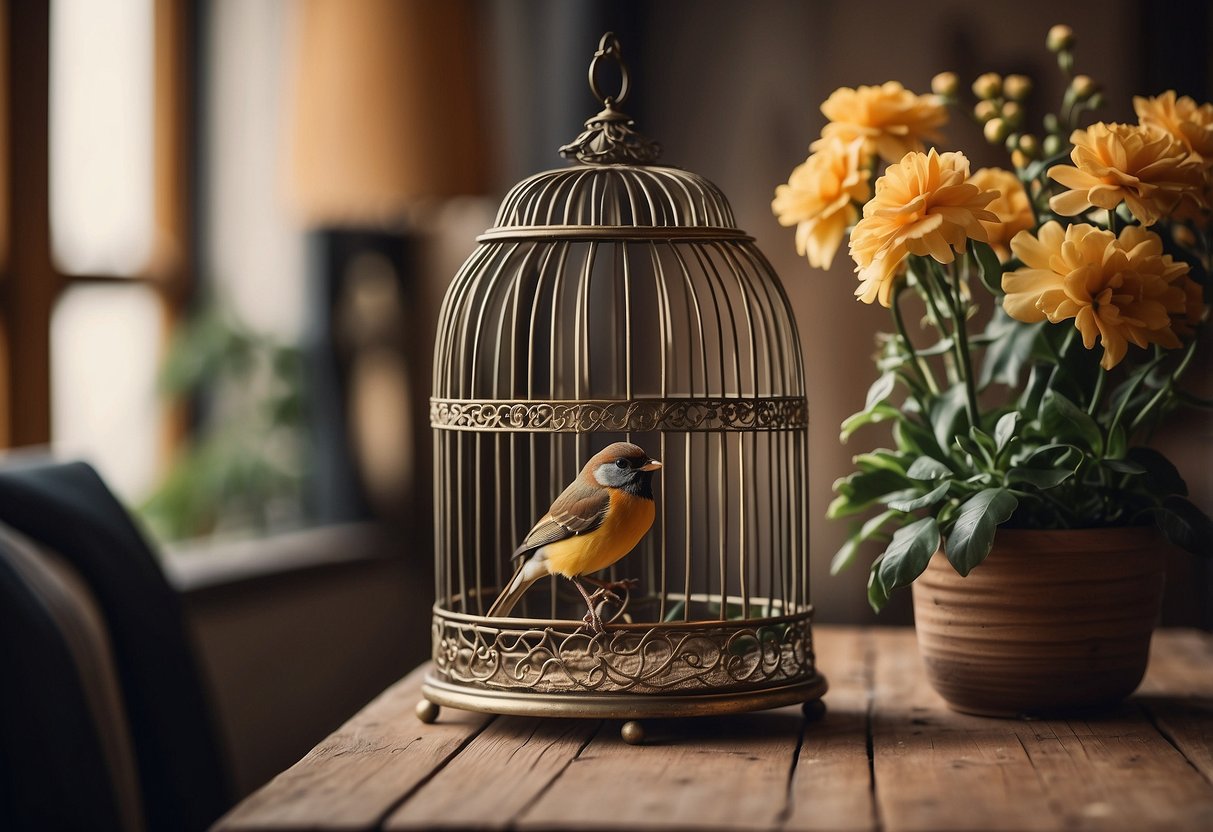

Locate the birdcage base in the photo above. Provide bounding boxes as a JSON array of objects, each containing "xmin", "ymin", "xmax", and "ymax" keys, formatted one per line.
[{"xmin": 420, "ymin": 671, "xmax": 826, "ymax": 721}]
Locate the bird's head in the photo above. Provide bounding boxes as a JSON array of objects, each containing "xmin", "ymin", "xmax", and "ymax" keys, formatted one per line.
[{"xmin": 585, "ymin": 442, "xmax": 662, "ymax": 493}]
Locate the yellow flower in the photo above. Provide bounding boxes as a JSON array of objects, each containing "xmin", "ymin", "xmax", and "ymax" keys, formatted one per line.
[
  {"xmin": 1002, "ymin": 222, "xmax": 1191, "ymax": 369},
  {"xmin": 1134, "ymin": 91, "xmax": 1213, "ymax": 160},
  {"xmin": 969, "ymin": 168, "xmax": 1035, "ymax": 261},
  {"xmin": 1172, "ymin": 274, "xmax": 1206, "ymax": 339},
  {"xmin": 772, "ymin": 137, "xmax": 871, "ymax": 269},
  {"xmin": 815, "ymin": 82, "xmax": 947, "ymax": 165},
  {"xmin": 850, "ymin": 149, "xmax": 998, "ymax": 307},
  {"xmin": 1047, "ymin": 122, "xmax": 1205, "ymax": 226}
]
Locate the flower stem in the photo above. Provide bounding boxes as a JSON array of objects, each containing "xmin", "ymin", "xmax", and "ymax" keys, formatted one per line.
[
  {"xmin": 943, "ymin": 260, "xmax": 981, "ymax": 429},
  {"xmin": 1128, "ymin": 339, "xmax": 1199, "ymax": 434},
  {"xmin": 1108, "ymin": 351, "xmax": 1166, "ymax": 439},
  {"xmin": 1087, "ymin": 368, "xmax": 1107, "ymax": 416},
  {"xmin": 892, "ymin": 282, "xmax": 940, "ymax": 396},
  {"xmin": 917, "ymin": 266, "xmax": 959, "ymax": 384},
  {"xmin": 1107, "ymin": 208, "xmax": 1118, "ymax": 236}
]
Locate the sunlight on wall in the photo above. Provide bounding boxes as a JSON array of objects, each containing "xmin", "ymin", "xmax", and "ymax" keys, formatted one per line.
[
  {"xmin": 51, "ymin": 285, "xmax": 164, "ymax": 499},
  {"xmin": 49, "ymin": 0, "xmax": 154, "ymax": 276}
]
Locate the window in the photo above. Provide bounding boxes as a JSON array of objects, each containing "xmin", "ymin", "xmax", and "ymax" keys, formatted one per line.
[{"xmin": 0, "ymin": 0, "xmax": 190, "ymax": 500}]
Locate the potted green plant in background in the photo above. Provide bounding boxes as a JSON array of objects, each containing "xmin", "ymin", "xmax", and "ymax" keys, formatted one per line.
[{"xmin": 773, "ymin": 24, "xmax": 1212, "ymax": 716}]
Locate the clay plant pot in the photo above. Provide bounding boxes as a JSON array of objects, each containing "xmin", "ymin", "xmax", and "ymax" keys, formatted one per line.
[{"xmin": 911, "ymin": 526, "xmax": 1168, "ymax": 717}]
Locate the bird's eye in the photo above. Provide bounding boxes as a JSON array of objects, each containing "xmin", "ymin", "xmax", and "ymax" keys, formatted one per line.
[{"xmin": 615, "ymin": 459, "xmax": 629, "ymax": 469}]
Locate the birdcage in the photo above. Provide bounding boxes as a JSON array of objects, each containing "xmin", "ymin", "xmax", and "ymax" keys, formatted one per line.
[{"xmin": 418, "ymin": 34, "xmax": 825, "ymax": 740}]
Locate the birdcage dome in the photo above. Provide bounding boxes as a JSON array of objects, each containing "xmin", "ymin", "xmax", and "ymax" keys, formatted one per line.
[
  {"xmin": 423, "ymin": 34, "xmax": 823, "ymax": 726},
  {"xmin": 488, "ymin": 164, "xmax": 737, "ymax": 232}
]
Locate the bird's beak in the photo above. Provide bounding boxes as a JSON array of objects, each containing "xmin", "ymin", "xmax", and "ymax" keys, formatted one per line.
[{"xmin": 640, "ymin": 459, "xmax": 662, "ymax": 471}]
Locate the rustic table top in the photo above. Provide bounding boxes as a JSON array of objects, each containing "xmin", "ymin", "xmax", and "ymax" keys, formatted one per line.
[{"xmin": 213, "ymin": 626, "xmax": 1213, "ymax": 832}]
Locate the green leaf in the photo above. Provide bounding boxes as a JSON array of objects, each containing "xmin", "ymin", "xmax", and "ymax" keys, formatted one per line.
[
  {"xmin": 906, "ymin": 456, "xmax": 952, "ymax": 481},
  {"xmin": 1006, "ymin": 467, "xmax": 1075, "ymax": 489},
  {"xmin": 840, "ymin": 403, "xmax": 901, "ymax": 442},
  {"xmin": 895, "ymin": 418, "xmax": 944, "ymax": 459},
  {"xmin": 1021, "ymin": 442, "xmax": 1080, "ymax": 467},
  {"xmin": 1105, "ymin": 423, "xmax": 1127, "ymax": 459},
  {"xmin": 1156, "ymin": 496, "xmax": 1213, "ymax": 556},
  {"xmin": 944, "ymin": 488, "xmax": 1018, "ymax": 576},
  {"xmin": 853, "ymin": 450, "xmax": 909, "ymax": 474},
  {"xmin": 1040, "ymin": 389, "xmax": 1103, "ymax": 453},
  {"xmin": 979, "ymin": 310, "xmax": 1042, "ymax": 389},
  {"xmin": 994, "ymin": 412, "xmax": 1020, "ymax": 455},
  {"xmin": 865, "ymin": 373, "xmax": 897, "ymax": 411},
  {"xmin": 867, "ymin": 557, "xmax": 890, "ymax": 612},
  {"xmin": 930, "ymin": 385, "xmax": 969, "ymax": 453},
  {"xmin": 831, "ymin": 509, "xmax": 901, "ymax": 575},
  {"xmin": 888, "ymin": 481, "xmax": 951, "ymax": 512},
  {"xmin": 971, "ymin": 240, "xmax": 1004, "ymax": 296},
  {"xmin": 830, "ymin": 537, "xmax": 861, "ymax": 577},
  {"xmin": 876, "ymin": 517, "xmax": 941, "ymax": 596},
  {"xmin": 829, "ymin": 469, "xmax": 913, "ymax": 518},
  {"xmin": 1102, "ymin": 459, "xmax": 1145, "ymax": 475},
  {"xmin": 1126, "ymin": 447, "xmax": 1188, "ymax": 497}
]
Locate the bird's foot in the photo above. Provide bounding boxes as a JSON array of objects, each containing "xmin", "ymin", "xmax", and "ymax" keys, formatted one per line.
[{"xmin": 580, "ymin": 609, "xmax": 607, "ymax": 635}]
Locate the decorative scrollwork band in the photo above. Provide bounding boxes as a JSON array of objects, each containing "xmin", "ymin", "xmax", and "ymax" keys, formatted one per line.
[
  {"xmin": 430, "ymin": 611, "xmax": 815, "ymax": 694},
  {"xmin": 430, "ymin": 396, "xmax": 808, "ymax": 433}
]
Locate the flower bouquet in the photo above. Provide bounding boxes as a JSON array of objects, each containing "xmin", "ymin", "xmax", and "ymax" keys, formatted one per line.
[{"xmin": 773, "ymin": 26, "xmax": 1211, "ymax": 713}]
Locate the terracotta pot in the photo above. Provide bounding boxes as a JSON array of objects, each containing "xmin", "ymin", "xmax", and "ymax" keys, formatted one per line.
[{"xmin": 911, "ymin": 526, "xmax": 1168, "ymax": 717}]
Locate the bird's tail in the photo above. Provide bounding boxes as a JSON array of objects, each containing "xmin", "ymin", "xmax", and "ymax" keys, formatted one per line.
[{"xmin": 486, "ymin": 561, "xmax": 543, "ymax": 617}]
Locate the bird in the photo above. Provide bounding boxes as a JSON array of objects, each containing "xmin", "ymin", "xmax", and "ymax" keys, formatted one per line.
[{"xmin": 486, "ymin": 442, "xmax": 661, "ymax": 632}]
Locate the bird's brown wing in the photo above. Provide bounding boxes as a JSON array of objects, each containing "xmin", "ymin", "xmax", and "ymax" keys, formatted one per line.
[{"xmin": 511, "ymin": 480, "xmax": 610, "ymax": 560}]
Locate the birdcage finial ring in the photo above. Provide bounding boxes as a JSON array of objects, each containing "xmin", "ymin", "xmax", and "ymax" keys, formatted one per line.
[
  {"xmin": 560, "ymin": 32, "xmax": 660, "ymax": 165},
  {"xmin": 588, "ymin": 32, "xmax": 629, "ymax": 108}
]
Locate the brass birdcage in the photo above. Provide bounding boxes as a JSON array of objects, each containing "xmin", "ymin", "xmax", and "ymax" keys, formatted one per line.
[{"xmin": 418, "ymin": 34, "xmax": 825, "ymax": 740}]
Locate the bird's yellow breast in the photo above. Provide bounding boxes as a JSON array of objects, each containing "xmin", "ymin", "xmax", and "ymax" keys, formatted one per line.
[{"xmin": 542, "ymin": 490, "xmax": 655, "ymax": 578}]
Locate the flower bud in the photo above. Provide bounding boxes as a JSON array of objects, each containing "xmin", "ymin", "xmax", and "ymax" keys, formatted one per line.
[
  {"xmin": 1043, "ymin": 134, "xmax": 1063, "ymax": 156},
  {"xmin": 1001, "ymin": 101, "xmax": 1024, "ymax": 128},
  {"xmin": 1003, "ymin": 74, "xmax": 1032, "ymax": 101},
  {"xmin": 1087, "ymin": 92, "xmax": 1104, "ymax": 109},
  {"xmin": 1046, "ymin": 24, "xmax": 1075, "ymax": 53},
  {"xmin": 972, "ymin": 72, "xmax": 1003, "ymax": 99},
  {"xmin": 974, "ymin": 100, "xmax": 998, "ymax": 123},
  {"xmin": 1018, "ymin": 134, "xmax": 1040, "ymax": 157},
  {"xmin": 931, "ymin": 71, "xmax": 960, "ymax": 98},
  {"xmin": 1004, "ymin": 132, "xmax": 1021, "ymax": 153},
  {"xmin": 1043, "ymin": 113, "xmax": 1059, "ymax": 133},
  {"xmin": 984, "ymin": 117, "xmax": 1010, "ymax": 144},
  {"xmin": 1070, "ymin": 75, "xmax": 1097, "ymax": 99},
  {"xmin": 1174, "ymin": 225, "xmax": 1197, "ymax": 248},
  {"xmin": 1011, "ymin": 149, "xmax": 1029, "ymax": 169}
]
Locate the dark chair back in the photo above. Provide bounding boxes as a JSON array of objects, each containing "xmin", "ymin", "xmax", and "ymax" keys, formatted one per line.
[{"xmin": 0, "ymin": 460, "xmax": 229, "ymax": 832}]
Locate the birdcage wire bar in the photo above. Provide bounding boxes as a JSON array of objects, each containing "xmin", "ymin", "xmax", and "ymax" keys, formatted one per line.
[{"xmin": 423, "ymin": 35, "xmax": 823, "ymax": 721}]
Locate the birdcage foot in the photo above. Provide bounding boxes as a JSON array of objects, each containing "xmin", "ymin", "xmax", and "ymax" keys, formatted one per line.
[
  {"xmin": 415, "ymin": 698, "xmax": 440, "ymax": 724},
  {"xmin": 802, "ymin": 698, "xmax": 826, "ymax": 721},
  {"xmin": 621, "ymin": 720, "xmax": 646, "ymax": 745}
]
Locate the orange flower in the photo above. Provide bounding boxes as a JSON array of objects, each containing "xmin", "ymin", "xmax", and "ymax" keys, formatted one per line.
[
  {"xmin": 1134, "ymin": 91, "xmax": 1213, "ymax": 160},
  {"xmin": 815, "ymin": 82, "xmax": 947, "ymax": 164},
  {"xmin": 1047, "ymin": 122, "xmax": 1205, "ymax": 226},
  {"xmin": 772, "ymin": 137, "xmax": 871, "ymax": 269},
  {"xmin": 1002, "ymin": 222, "xmax": 1191, "ymax": 369},
  {"xmin": 850, "ymin": 149, "xmax": 997, "ymax": 306},
  {"xmin": 968, "ymin": 167, "xmax": 1034, "ymax": 261},
  {"xmin": 1172, "ymin": 274, "xmax": 1207, "ymax": 339}
]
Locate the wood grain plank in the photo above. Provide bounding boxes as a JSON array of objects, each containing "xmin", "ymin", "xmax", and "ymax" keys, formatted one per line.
[
  {"xmin": 869, "ymin": 628, "xmax": 1054, "ymax": 832},
  {"xmin": 1138, "ymin": 629, "xmax": 1213, "ymax": 788},
  {"xmin": 869, "ymin": 628, "xmax": 1213, "ymax": 832},
  {"xmin": 213, "ymin": 665, "xmax": 491, "ymax": 832},
  {"xmin": 385, "ymin": 716, "xmax": 600, "ymax": 831},
  {"xmin": 782, "ymin": 627, "xmax": 877, "ymax": 832},
  {"xmin": 517, "ymin": 704, "xmax": 805, "ymax": 831}
]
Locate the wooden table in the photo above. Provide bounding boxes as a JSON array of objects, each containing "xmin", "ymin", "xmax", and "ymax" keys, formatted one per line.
[{"xmin": 214, "ymin": 627, "xmax": 1213, "ymax": 832}]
